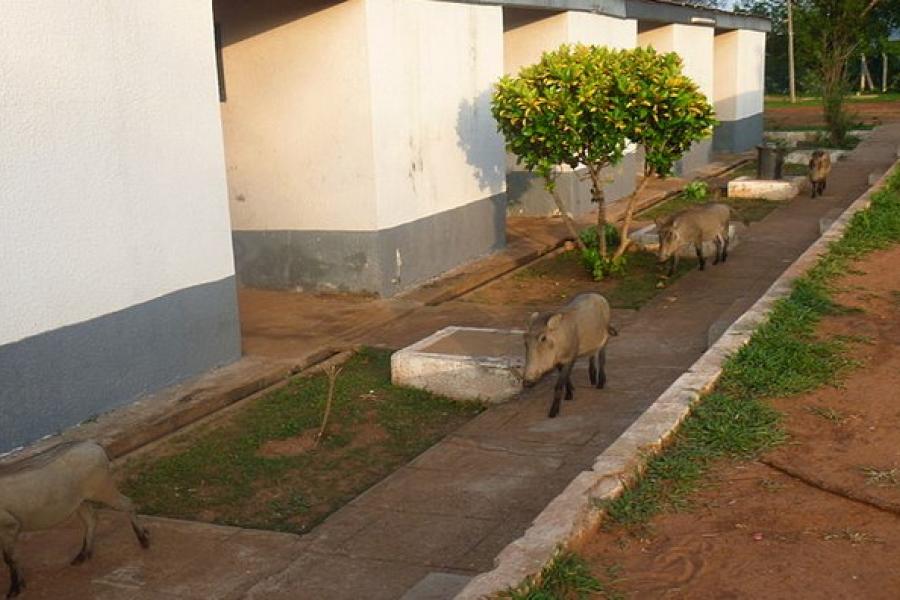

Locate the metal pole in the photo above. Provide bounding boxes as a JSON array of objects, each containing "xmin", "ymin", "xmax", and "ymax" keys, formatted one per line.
[
  {"xmin": 787, "ymin": 0, "xmax": 797, "ymax": 102},
  {"xmin": 883, "ymin": 52, "xmax": 889, "ymax": 93}
]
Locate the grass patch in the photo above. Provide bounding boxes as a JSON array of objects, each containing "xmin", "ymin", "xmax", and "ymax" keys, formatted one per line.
[
  {"xmin": 601, "ymin": 166, "xmax": 900, "ymax": 532},
  {"xmin": 500, "ymin": 551, "xmax": 623, "ymax": 600},
  {"xmin": 120, "ymin": 348, "xmax": 483, "ymax": 533},
  {"xmin": 765, "ymin": 93, "xmax": 900, "ymax": 108},
  {"xmin": 796, "ymin": 136, "xmax": 861, "ymax": 150},
  {"xmin": 639, "ymin": 191, "xmax": 780, "ymax": 225},
  {"xmin": 510, "ymin": 250, "xmax": 696, "ymax": 310}
]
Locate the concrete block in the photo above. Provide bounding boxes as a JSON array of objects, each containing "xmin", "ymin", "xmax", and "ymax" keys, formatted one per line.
[
  {"xmin": 391, "ymin": 326, "xmax": 524, "ymax": 403},
  {"xmin": 784, "ymin": 149, "xmax": 848, "ymax": 165},
  {"xmin": 629, "ymin": 223, "xmax": 739, "ymax": 258},
  {"xmin": 727, "ymin": 178, "xmax": 799, "ymax": 201},
  {"xmin": 819, "ymin": 207, "xmax": 846, "ymax": 235}
]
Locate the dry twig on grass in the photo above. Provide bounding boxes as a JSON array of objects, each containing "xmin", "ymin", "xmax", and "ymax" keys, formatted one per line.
[{"xmin": 314, "ymin": 364, "xmax": 343, "ymax": 448}]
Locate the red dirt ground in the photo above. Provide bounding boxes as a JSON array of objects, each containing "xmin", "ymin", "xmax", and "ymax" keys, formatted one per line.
[
  {"xmin": 580, "ymin": 245, "xmax": 900, "ymax": 599},
  {"xmin": 767, "ymin": 100, "xmax": 900, "ymax": 129}
]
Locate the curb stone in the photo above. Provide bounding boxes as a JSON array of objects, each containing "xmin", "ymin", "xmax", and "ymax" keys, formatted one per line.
[{"xmin": 454, "ymin": 158, "xmax": 900, "ymax": 600}]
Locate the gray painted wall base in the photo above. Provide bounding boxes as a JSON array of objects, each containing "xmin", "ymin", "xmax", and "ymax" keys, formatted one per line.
[
  {"xmin": 676, "ymin": 138, "xmax": 713, "ymax": 177},
  {"xmin": 713, "ymin": 113, "xmax": 764, "ymax": 153},
  {"xmin": 233, "ymin": 193, "xmax": 506, "ymax": 297},
  {"xmin": 0, "ymin": 277, "xmax": 241, "ymax": 453},
  {"xmin": 506, "ymin": 151, "xmax": 641, "ymax": 217}
]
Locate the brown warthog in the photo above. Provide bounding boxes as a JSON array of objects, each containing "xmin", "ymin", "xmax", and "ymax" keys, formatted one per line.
[
  {"xmin": 0, "ymin": 440, "xmax": 150, "ymax": 598},
  {"xmin": 656, "ymin": 202, "xmax": 731, "ymax": 276},
  {"xmin": 808, "ymin": 150, "xmax": 832, "ymax": 198},
  {"xmin": 523, "ymin": 293, "xmax": 617, "ymax": 418}
]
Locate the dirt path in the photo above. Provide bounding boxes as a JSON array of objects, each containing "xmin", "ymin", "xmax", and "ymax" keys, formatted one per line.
[{"xmin": 581, "ymin": 244, "xmax": 900, "ymax": 600}]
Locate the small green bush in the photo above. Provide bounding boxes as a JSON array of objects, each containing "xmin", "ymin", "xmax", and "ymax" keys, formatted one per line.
[
  {"xmin": 579, "ymin": 224, "xmax": 624, "ymax": 280},
  {"xmin": 579, "ymin": 224, "xmax": 620, "ymax": 250},
  {"xmin": 683, "ymin": 180, "xmax": 709, "ymax": 200}
]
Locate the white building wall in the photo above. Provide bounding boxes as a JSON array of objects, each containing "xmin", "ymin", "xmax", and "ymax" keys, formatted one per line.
[
  {"xmin": 220, "ymin": 0, "xmax": 377, "ymax": 232},
  {"xmin": 638, "ymin": 24, "xmax": 714, "ymax": 99},
  {"xmin": 0, "ymin": 1, "xmax": 235, "ymax": 345},
  {"xmin": 639, "ymin": 23, "xmax": 715, "ymax": 172},
  {"xmin": 714, "ymin": 29, "xmax": 766, "ymax": 122},
  {"xmin": 504, "ymin": 12, "xmax": 570, "ymax": 75},
  {"xmin": 566, "ymin": 12, "xmax": 638, "ymax": 51},
  {"xmin": 504, "ymin": 11, "xmax": 636, "ymax": 75},
  {"xmin": 365, "ymin": 0, "xmax": 506, "ymax": 230}
]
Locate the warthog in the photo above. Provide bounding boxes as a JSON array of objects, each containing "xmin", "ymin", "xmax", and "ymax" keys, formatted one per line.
[
  {"xmin": 0, "ymin": 440, "xmax": 150, "ymax": 598},
  {"xmin": 656, "ymin": 202, "xmax": 731, "ymax": 276},
  {"xmin": 523, "ymin": 293, "xmax": 618, "ymax": 418},
  {"xmin": 808, "ymin": 150, "xmax": 832, "ymax": 198}
]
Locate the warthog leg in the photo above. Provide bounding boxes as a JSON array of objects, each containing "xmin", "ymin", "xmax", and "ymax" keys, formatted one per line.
[
  {"xmin": 667, "ymin": 254, "xmax": 679, "ymax": 277},
  {"xmin": 549, "ymin": 361, "xmax": 575, "ymax": 418},
  {"xmin": 695, "ymin": 243, "xmax": 705, "ymax": 270},
  {"xmin": 722, "ymin": 233, "xmax": 729, "ymax": 263},
  {"xmin": 0, "ymin": 510, "xmax": 23, "ymax": 599},
  {"xmin": 588, "ymin": 355, "xmax": 597, "ymax": 386},
  {"xmin": 713, "ymin": 237, "xmax": 722, "ymax": 265},
  {"xmin": 71, "ymin": 503, "xmax": 96, "ymax": 565},
  {"xmin": 89, "ymin": 481, "xmax": 150, "ymax": 550},
  {"xmin": 595, "ymin": 346, "xmax": 607, "ymax": 389}
]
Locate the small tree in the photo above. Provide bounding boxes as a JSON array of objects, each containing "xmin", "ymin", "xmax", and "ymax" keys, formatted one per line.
[
  {"xmin": 492, "ymin": 45, "xmax": 715, "ymax": 274},
  {"xmin": 492, "ymin": 45, "xmax": 633, "ymax": 265},
  {"xmin": 612, "ymin": 48, "xmax": 717, "ymax": 259}
]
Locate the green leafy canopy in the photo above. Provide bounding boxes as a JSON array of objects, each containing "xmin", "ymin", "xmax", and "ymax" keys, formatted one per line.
[{"xmin": 491, "ymin": 44, "xmax": 717, "ymax": 183}]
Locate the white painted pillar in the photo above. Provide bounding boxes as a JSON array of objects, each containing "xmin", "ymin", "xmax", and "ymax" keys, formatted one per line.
[
  {"xmin": 639, "ymin": 24, "xmax": 716, "ymax": 174},
  {"xmin": 713, "ymin": 29, "xmax": 766, "ymax": 153},
  {"xmin": 220, "ymin": 0, "xmax": 507, "ymax": 295}
]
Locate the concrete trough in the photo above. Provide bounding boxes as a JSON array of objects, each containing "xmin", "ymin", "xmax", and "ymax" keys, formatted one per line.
[
  {"xmin": 391, "ymin": 326, "xmax": 525, "ymax": 403},
  {"xmin": 727, "ymin": 176, "xmax": 800, "ymax": 201},
  {"xmin": 630, "ymin": 223, "xmax": 740, "ymax": 258}
]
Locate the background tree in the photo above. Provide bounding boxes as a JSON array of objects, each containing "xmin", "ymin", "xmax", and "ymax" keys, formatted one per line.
[{"xmin": 795, "ymin": 0, "xmax": 898, "ymax": 144}]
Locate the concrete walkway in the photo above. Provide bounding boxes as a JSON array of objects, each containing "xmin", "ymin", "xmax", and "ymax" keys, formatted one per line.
[{"xmin": 13, "ymin": 128, "xmax": 900, "ymax": 600}]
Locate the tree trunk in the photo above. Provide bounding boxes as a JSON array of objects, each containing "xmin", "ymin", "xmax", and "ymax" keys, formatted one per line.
[
  {"xmin": 787, "ymin": 0, "xmax": 797, "ymax": 103},
  {"xmin": 882, "ymin": 52, "xmax": 889, "ymax": 93},
  {"xmin": 587, "ymin": 166, "xmax": 607, "ymax": 258},
  {"xmin": 612, "ymin": 174, "xmax": 653, "ymax": 260},
  {"xmin": 546, "ymin": 180, "xmax": 586, "ymax": 251}
]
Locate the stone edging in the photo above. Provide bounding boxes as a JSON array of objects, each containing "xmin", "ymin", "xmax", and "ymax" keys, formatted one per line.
[{"xmin": 454, "ymin": 158, "xmax": 900, "ymax": 600}]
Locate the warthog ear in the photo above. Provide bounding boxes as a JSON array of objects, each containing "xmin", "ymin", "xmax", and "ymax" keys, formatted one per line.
[{"xmin": 547, "ymin": 313, "xmax": 562, "ymax": 330}]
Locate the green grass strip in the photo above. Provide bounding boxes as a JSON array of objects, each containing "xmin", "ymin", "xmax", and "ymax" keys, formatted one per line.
[
  {"xmin": 602, "ymin": 165, "xmax": 900, "ymax": 530},
  {"xmin": 499, "ymin": 551, "xmax": 624, "ymax": 600}
]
